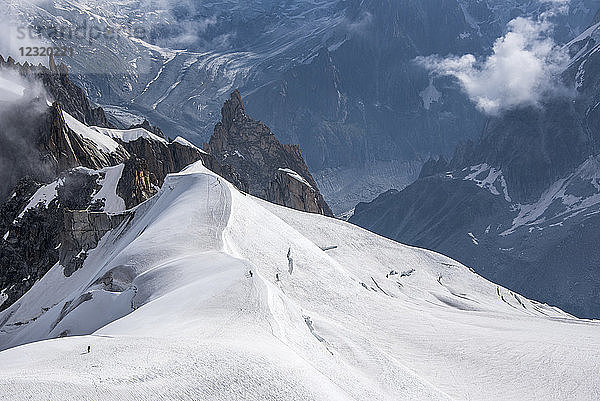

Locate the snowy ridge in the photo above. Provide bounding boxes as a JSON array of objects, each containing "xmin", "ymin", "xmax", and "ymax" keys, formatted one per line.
[
  {"xmin": 62, "ymin": 111, "xmax": 121, "ymax": 154},
  {"xmin": 278, "ymin": 168, "xmax": 313, "ymax": 188},
  {"xmin": 0, "ymin": 161, "xmax": 599, "ymax": 400},
  {"xmin": 173, "ymin": 136, "xmax": 206, "ymax": 153},
  {"xmin": 92, "ymin": 126, "xmax": 168, "ymax": 145}
]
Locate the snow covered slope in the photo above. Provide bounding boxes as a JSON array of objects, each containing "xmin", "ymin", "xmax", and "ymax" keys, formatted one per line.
[{"xmin": 0, "ymin": 161, "xmax": 599, "ymax": 400}]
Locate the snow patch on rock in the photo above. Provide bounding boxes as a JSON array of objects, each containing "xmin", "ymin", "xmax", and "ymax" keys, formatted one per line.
[
  {"xmin": 62, "ymin": 111, "xmax": 120, "ymax": 154},
  {"xmin": 278, "ymin": 168, "xmax": 312, "ymax": 188}
]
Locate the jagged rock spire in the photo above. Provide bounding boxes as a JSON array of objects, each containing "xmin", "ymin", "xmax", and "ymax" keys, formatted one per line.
[
  {"xmin": 221, "ymin": 89, "xmax": 247, "ymax": 131},
  {"xmin": 205, "ymin": 90, "xmax": 333, "ymax": 216}
]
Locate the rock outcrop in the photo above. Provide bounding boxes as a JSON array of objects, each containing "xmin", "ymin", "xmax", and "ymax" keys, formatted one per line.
[
  {"xmin": 205, "ymin": 90, "xmax": 333, "ymax": 216},
  {"xmin": 267, "ymin": 169, "xmax": 327, "ymax": 215},
  {"xmin": 40, "ymin": 102, "xmax": 129, "ymax": 172},
  {"xmin": 114, "ymin": 139, "xmax": 246, "ymax": 209},
  {"xmin": 61, "ymin": 210, "xmax": 129, "ymax": 277},
  {"xmin": 0, "ymin": 177, "xmax": 54, "ymax": 310}
]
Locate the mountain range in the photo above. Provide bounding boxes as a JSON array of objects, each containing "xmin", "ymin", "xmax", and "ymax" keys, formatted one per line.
[
  {"xmin": 1, "ymin": 1, "xmax": 600, "ymax": 399},
  {"xmin": 351, "ymin": 14, "xmax": 600, "ymax": 319},
  {"xmin": 1, "ymin": 107, "xmax": 599, "ymax": 399},
  {"xmin": 8, "ymin": 0, "xmax": 600, "ymax": 212},
  {"xmin": 0, "ymin": 55, "xmax": 330, "ymax": 313}
]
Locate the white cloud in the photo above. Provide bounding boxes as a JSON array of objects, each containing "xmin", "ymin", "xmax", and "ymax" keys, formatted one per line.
[
  {"xmin": 345, "ymin": 12, "xmax": 373, "ymax": 34},
  {"xmin": 163, "ymin": 17, "xmax": 218, "ymax": 47},
  {"xmin": 417, "ymin": 3, "xmax": 571, "ymax": 115},
  {"xmin": 0, "ymin": 67, "xmax": 49, "ymax": 107}
]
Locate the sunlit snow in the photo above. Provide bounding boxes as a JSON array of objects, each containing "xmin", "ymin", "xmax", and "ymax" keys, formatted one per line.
[{"xmin": 0, "ymin": 161, "xmax": 598, "ymax": 400}]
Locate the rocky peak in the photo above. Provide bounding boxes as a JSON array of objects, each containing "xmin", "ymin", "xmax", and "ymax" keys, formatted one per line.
[
  {"xmin": 41, "ymin": 102, "xmax": 128, "ymax": 172},
  {"xmin": 221, "ymin": 90, "xmax": 247, "ymax": 132},
  {"xmin": 0, "ymin": 65, "xmax": 332, "ymax": 318},
  {"xmin": 206, "ymin": 90, "xmax": 333, "ymax": 216}
]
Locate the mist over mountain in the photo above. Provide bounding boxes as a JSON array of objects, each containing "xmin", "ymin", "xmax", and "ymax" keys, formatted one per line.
[{"xmin": 0, "ymin": 68, "xmax": 51, "ymax": 200}]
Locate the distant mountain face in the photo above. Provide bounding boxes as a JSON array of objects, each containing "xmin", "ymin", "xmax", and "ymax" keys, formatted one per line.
[
  {"xmin": 350, "ymin": 18, "xmax": 600, "ymax": 319},
  {"xmin": 7, "ymin": 0, "xmax": 600, "ymax": 213}
]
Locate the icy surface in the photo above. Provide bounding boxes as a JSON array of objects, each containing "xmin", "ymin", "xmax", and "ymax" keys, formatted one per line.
[
  {"xmin": 0, "ymin": 161, "xmax": 599, "ymax": 400},
  {"xmin": 62, "ymin": 111, "xmax": 121, "ymax": 154},
  {"xmin": 92, "ymin": 126, "xmax": 168, "ymax": 145}
]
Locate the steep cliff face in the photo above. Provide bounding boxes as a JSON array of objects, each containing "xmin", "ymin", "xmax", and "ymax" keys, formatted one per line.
[
  {"xmin": 61, "ymin": 210, "xmax": 129, "ymax": 277},
  {"xmin": 267, "ymin": 169, "xmax": 329, "ymax": 216},
  {"xmin": 116, "ymin": 158, "xmax": 160, "ymax": 209},
  {"xmin": 0, "ymin": 60, "xmax": 129, "ymax": 201},
  {"xmin": 205, "ymin": 90, "xmax": 333, "ymax": 216},
  {"xmin": 41, "ymin": 103, "xmax": 129, "ymax": 172},
  {"xmin": 0, "ymin": 177, "xmax": 56, "ymax": 310},
  {"xmin": 0, "ymin": 168, "xmax": 104, "ymax": 311}
]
